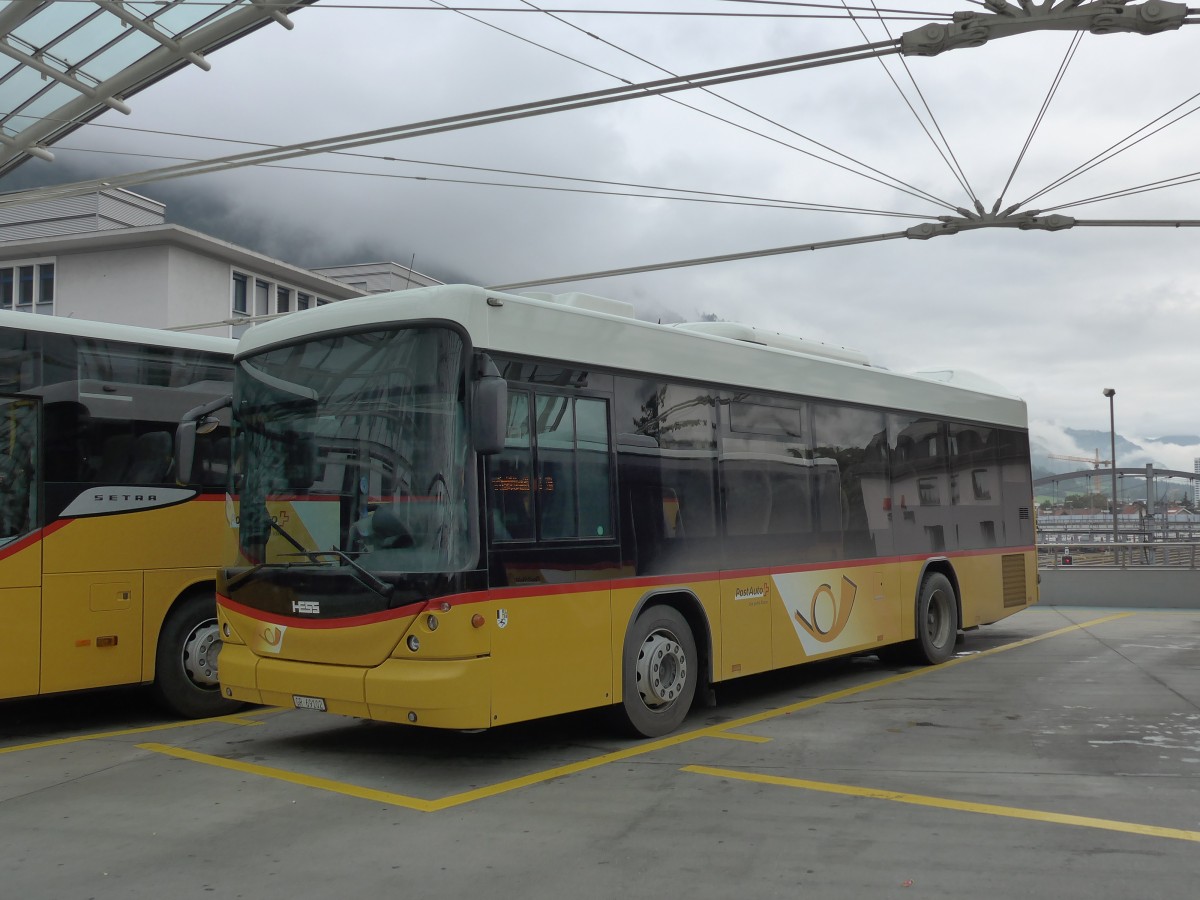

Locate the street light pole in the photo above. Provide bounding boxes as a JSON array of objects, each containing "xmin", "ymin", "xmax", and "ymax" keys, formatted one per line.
[{"xmin": 1103, "ymin": 388, "xmax": 1118, "ymax": 546}]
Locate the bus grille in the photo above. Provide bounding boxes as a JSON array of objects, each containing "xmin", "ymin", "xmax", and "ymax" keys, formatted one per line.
[{"xmin": 1001, "ymin": 554, "xmax": 1027, "ymax": 607}]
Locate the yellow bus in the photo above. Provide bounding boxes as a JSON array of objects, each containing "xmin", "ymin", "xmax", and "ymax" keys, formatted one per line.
[
  {"xmin": 212, "ymin": 285, "xmax": 1037, "ymax": 737},
  {"xmin": 0, "ymin": 310, "xmax": 238, "ymax": 717}
]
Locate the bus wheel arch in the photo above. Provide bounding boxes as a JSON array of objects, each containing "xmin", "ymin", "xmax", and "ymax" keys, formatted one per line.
[
  {"xmin": 152, "ymin": 585, "xmax": 235, "ymax": 718},
  {"xmin": 615, "ymin": 591, "xmax": 709, "ymax": 738},
  {"xmin": 877, "ymin": 560, "xmax": 960, "ymax": 667},
  {"xmin": 911, "ymin": 562, "xmax": 960, "ymax": 665}
]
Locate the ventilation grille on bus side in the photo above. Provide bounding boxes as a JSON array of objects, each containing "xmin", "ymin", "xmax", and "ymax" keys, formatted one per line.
[
  {"xmin": 1019, "ymin": 507, "xmax": 1030, "ymax": 520},
  {"xmin": 1001, "ymin": 554, "xmax": 1027, "ymax": 607}
]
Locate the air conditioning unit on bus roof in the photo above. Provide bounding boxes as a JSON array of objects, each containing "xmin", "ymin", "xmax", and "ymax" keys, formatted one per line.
[{"xmin": 673, "ymin": 321, "xmax": 870, "ymax": 367}]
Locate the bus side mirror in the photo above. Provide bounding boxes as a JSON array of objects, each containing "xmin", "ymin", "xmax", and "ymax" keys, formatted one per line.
[
  {"xmin": 472, "ymin": 356, "xmax": 507, "ymax": 456},
  {"xmin": 176, "ymin": 395, "xmax": 231, "ymax": 486}
]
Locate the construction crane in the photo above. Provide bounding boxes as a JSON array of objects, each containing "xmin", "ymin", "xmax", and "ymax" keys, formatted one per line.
[
  {"xmin": 1048, "ymin": 450, "xmax": 1111, "ymax": 469},
  {"xmin": 1047, "ymin": 451, "xmax": 1112, "ymax": 504}
]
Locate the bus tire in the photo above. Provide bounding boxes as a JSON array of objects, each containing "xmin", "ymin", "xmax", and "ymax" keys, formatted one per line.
[
  {"xmin": 153, "ymin": 591, "xmax": 236, "ymax": 718},
  {"xmin": 913, "ymin": 572, "xmax": 958, "ymax": 665},
  {"xmin": 616, "ymin": 605, "xmax": 697, "ymax": 738}
]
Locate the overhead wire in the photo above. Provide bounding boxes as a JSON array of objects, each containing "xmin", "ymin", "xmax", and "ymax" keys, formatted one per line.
[
  {"xmin": 41, "ymin": 0, "xmax": 952, "ymax": 19},
  {"xmin": 993, "ymin": 31, "xmax": 1083, "ymax": 213},
  {"xmin": 1039, "ymin": 169, "xmax": 1200, "ymax": 214},
  {"xmin": 0, "ymin": 37, "xmax": 906, "ymax": 207},
  {"xmin": 489, "ymin": 228, "xmax": 912, "ymax": 291},
  {"xmin": 500, "ymin": 0, "xmax": 959, "ymax": 211},
  {"xmin": 4, "ymin": 110, "xmax": 929, "ymax": 219},
  {"xmin": 839, "ymin": 0, "xmax": 979, "ymax": 208},
  {"xmin": 1017, "ymin": 87, "xmax": 1200, "ymax": 210},
  {"xmin": 50, "ymin": 141, "xmax": 931, "ymax": 219}
]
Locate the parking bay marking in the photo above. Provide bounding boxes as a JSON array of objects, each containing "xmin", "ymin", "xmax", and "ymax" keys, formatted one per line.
[
  {"xmin": 682, "ymin": 764, "xmax": 1200, "ymax": 845},
  {"xmin": 0, "ymin": 707, "xmax": 280, "ymax": 756},
  {"xmin": 134, "ymin": 612, "xmax": 1134, "ymax": 811}
]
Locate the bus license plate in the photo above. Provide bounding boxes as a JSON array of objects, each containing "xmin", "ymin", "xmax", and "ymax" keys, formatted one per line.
[{"xmin": 293, "ymin": 694, "xmax": 327, "ymax": 712}]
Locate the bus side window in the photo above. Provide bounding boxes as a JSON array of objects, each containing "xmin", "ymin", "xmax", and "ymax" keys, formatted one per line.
[{"xmin": 575, "ymin": 397, "xmax": 611, "ymax": 539}]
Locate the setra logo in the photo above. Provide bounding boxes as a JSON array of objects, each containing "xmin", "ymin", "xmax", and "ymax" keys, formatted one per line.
[{"xmin": 793, "ymin": 576, "xmax": 858, "ymax": 644}]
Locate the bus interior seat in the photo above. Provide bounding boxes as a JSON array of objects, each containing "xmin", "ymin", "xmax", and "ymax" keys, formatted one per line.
[
  {"xmin": 125, "ymin": 431, "xmax": 173, "ymax": 483},
  {"xmin": 93, "ymin": 433, "xmax": 134, "ymax": 482},
  {"xmin": 369, "ymin": 506, "xmax": 414, "ymax": 549}
]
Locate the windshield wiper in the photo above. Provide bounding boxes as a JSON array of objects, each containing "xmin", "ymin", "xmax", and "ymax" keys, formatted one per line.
[{"xmin": 270, "ymin": 518, "xmax": 393, "ymax": 600}]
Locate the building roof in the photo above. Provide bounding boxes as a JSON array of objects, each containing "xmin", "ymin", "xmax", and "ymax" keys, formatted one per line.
[
  {"xmin": 0, "ymin": 1, "xmax": 317, "ymax": 178},
  {"xmin": 0, "ymin": 220, "xmax": 367, "ymax": 299}
]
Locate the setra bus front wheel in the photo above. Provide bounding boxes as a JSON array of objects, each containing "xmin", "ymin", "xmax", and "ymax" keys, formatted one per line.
[
  {"xmin": 616, "ymin": 605, "xmax": 698, "ymax": 738},
  {"xmin": 153, "ymin": 591, "xmax": 238, "ymax": 718}
]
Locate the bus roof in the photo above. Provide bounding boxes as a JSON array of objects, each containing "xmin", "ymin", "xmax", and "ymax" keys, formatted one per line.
[
  {"xmin": 236, "ymin": 284, "xmax": 1028, "ymax": 429},
  {"xmin": 0, "ymin": 310, "xmax": 236, "ymax": 355}
]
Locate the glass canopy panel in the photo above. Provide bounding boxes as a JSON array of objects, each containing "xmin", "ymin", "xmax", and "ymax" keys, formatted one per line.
[{"xmin": 0, "ymin": 1, "xmax": 320, "ymax": 178}]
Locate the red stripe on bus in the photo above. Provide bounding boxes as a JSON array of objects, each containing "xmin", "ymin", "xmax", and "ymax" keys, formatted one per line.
[
  {"xmin": 0, "ymin": 519, "xmax": 72, "ymax": 561},
  {"xmin": 218, "ymin": 545, "xmax": 1036, "ymax": 630}
]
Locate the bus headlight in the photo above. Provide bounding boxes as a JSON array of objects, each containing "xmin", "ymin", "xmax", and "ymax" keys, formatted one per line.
[{"xmin": 407, "ymin": 635, "xmax": 420, "ymax": 652}]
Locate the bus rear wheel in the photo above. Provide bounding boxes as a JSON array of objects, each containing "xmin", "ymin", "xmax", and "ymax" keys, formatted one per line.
[
  {"xmin": 616, "ymin": 606, "xmax": 697, "ymax": 738},
  {"xmin": 153, "ymin": 592, "xmax": 237, "ymax": 718},
  {"xmin": 913, "ymin": 572, "xmax": 958, "ymax": 665}
]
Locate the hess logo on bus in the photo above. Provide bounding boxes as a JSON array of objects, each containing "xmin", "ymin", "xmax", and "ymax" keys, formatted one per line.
[{"xmin": 292, "ymin": 600, "xmax": 320, "ymax": 615}]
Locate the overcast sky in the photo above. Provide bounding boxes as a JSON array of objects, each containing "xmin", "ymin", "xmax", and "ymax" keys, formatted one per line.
[{"xmin": 6, "ymin": 1, "xmax": 1200, "ymax": 468}]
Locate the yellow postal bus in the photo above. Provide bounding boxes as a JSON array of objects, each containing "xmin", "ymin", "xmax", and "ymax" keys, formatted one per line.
[
  {"xmin": 212, "ymin": 285, "xmax": 1037, "ymax": 736},
  {"xmin": 0, "ymin": 310, "xmax": 237, "ymax": 717}
]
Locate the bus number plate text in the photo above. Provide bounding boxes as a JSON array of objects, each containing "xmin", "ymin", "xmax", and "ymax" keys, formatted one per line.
[{"xmin": 292, "ymin": 694, "xmax": 327, "ymax": 712}]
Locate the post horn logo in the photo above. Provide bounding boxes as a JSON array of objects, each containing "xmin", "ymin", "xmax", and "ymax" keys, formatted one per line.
[
  {"xmin": 260, "ymin": 625, "xmax": 283, "ymax": 648},
  {"xmin": 794, "ymin": 575, "xmax": 858, "ymax": 644}
]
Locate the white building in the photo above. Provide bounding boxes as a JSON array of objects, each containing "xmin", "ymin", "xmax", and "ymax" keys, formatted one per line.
[{"xmin": 0, "ymin": 189, "xmax": 440, "ymax": 338}]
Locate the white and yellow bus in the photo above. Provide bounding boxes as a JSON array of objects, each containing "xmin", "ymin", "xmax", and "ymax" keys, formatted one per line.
[
  {"xmin": 0, "ymin": 310, "xmax": 238, "ymax": 717},
  {"xmin": 213, "ymin": 285, "xmax": 1037, "ymax": 737}
]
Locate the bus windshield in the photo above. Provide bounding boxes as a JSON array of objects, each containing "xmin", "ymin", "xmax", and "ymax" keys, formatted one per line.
[{"xmin": 231, "ymin": 326, "xmax": 475, "ymax": 593}]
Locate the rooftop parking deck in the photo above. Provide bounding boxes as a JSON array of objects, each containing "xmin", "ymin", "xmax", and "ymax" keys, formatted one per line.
[{"xmin": 2, "ymin": 606, "xmax": 1197, "ymax": 900}]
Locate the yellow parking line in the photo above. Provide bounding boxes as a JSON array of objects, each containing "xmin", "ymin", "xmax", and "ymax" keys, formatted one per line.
[
  {"xmin": 0, "ymin": 709, "xmax": 272, "ymax": 756},
  {"xmin": 133, "ymin": 613, "xmax": 1132, "ymax": 810},
  {"xmin": 708, "ymin": 731, "xmax": 772, "ymax": 744},
  {"xmin": 682, "ymin": 765, "xmax": 1200, "ymax": 844},
  {"xmin": 140, "ymin": 742, "xmax": 437, "ymax": 811}
]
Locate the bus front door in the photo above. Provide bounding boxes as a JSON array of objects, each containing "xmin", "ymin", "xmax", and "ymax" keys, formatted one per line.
[{"xmin": 0, "ymin": 395, "xmax": 41, "ymax": 700}]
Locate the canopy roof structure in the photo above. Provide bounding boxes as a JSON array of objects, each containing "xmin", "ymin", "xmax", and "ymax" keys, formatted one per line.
[{"xmin": 0, "ymin": 0, "xmax": 317, "ymax": 178}]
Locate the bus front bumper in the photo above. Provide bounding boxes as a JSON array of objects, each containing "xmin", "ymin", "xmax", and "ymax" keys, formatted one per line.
[{"xmin": 219, "ymin": 643, "xmax": 493, "ymax": 730}]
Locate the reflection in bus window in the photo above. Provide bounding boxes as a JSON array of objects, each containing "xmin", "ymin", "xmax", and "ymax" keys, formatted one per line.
[
  {"xmin": 0, "ymin": 397, "xmax": 37, "ymax": 543},
  {"xmin": 489, "ymin": 392, "xmax": 534, "ymax": 542}
]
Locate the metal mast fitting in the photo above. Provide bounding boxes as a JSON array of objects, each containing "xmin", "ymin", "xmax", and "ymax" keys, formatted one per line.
[
  {"xmin": 906, "ymin": 211, "xmax": 1076, "ymax": 239},
  {"xmin": 901, "ymin": 1, "xmax": 1188, "ymax": 57}
]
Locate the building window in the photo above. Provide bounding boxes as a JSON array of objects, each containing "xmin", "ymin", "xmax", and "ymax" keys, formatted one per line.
[
  {"xmin": 232, "ymin": 272, "xmax": 248, "ymax": 314},
  {"xmin": 254, "ymin": 280, "xmax": 270, "ymax": 317},
  {"xmin": 0, "ymin": 257, "xmax": 55, "ymax": 314},
  {"xmin": 37, "ymin": 264, "xmax": 54, "ymax": 314},
  {"xmin": 229, "ymin": 271, "xmax": 334, "ymax": 336}
]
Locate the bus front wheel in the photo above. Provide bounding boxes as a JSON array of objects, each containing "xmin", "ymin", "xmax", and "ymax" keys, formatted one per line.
[
  {"xmin": 153, "ymin": 592, "xmax": 236, "ymax": 718},
  {"xmin": 616, "ymin": 606, "xmax": 697, "ymax": 738}
]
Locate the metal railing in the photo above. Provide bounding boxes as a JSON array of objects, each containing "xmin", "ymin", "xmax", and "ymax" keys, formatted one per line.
[{"xmin": 1038, "ymin": 541, "xmax": 1200, "ymax": 569}]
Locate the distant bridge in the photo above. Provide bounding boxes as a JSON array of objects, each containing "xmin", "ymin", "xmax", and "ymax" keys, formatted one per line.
[{"xmin": 1034, "ymin": 467, "xmax": 1197, "ymax": 489}]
